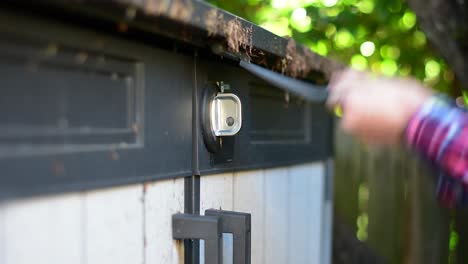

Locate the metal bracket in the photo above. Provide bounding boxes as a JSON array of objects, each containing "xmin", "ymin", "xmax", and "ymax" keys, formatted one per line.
[
  {"xmin": 205, "ymin": 209, "xmax": 251, "ymax": 264},
  {"xmin": 172, "ymin": 214, "xmax": 223, "ymax": 264}
]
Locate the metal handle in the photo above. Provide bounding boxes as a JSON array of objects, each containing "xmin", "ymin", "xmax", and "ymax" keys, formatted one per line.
[
  {"xmin": 239, "ymin": 60, "xmax": 328, "ymax": 103},
  {"xmin": 172, "ymin": 214, "xmax": 223, "ymax": 264},
  {"xmin": 205, "ymin": 209, "xmax": 251, "ymax": 264}
]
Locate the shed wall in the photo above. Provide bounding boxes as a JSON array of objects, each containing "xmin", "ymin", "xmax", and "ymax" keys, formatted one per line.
[{"xmin": 0, "ymin": 162, "xmax": 330, "ymax": 264}]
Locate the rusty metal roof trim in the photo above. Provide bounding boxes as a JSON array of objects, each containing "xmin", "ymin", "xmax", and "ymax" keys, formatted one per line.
[{"xmin": 18, "ymin": 0, "xmax": 344, "ymax": 81}]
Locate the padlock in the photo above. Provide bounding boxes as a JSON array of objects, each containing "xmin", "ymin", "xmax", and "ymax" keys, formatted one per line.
[{"xmin": 201, "ymin": 82, "xmax": 242, "ymax": 153}]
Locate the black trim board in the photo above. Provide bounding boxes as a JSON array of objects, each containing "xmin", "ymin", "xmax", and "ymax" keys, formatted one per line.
[
  {"xmin": 0, "ymin": 11, "xmax": 333, "ymax": 199},
  {"xmin": 0, "ymin": 11, "xmax": 194, "ymax": 198}
]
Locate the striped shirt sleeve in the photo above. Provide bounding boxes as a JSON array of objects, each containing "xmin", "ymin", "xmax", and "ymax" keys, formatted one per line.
[{"xmin": 405, "ymin": 95, "xmax": 468, "ymax": 207}]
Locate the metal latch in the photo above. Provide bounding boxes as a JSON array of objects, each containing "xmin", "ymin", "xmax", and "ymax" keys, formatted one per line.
[
  {"xmin": 201, "ymin": 82, "xmax": 242, "ymax": 153},
  {"xmin": 172, "ymin": 214, "xmax": 223, "ymax": 264},
  {"xmin": 205, "ymin": 209, "xmax": 251, "ymax": 264},
  {"xmin": 172, "ymin": 210, "xmax": 251, "ymax": 264},
  {"xmin": 211, "ymin": 93, "xmax": 242, "ymax": 136}
]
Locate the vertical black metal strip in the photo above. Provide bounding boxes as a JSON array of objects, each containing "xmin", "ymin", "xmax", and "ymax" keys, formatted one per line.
[
  {"xmin": 192, "ymin": 51, "xmax": 201, "ymax": 217},
  {"xmin": 185, "ymin": 51, "xmax": 201, "ymax": 264},
  {"xmin": 184, "ymin": 177, "xmax": 192, "ymax": 263},
  {"xmin": 184, "ymin": 176, "xmax": 201, "ymax": 263},
  {"xmin": 328, "ymin": 115, "xmax": 336, "ymax": 158},
  {"xmin": 324, "ymin": 158, "xmax": 334, "ymax": 202},
  {"xmin": 192, "ymin": 52, "xmax": 200, "ymax": 175},
  {"xmin": 324, "ymin": 116, "xmax": 335, "ymax": 202}
]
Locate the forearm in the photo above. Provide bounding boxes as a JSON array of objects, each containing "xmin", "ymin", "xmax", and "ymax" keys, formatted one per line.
[{"xmin": 405, "ymin": 95, "xmax": 468, "ymax": 207}]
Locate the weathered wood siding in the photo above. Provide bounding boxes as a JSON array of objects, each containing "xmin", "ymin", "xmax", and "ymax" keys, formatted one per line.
[
  {"xmin": 0, "ymin": 181, "xmax": 185, "ymax": 264},
  {"xmin": 1, "ymin": 193, "xmax": 83, "ymax": 264},
  {"xmin": 0, "ymin": 163, "xmax": 330, "ymax": 264},
  {"xmin": 200, "ymin": 162, "xmax": 330, "ymax": 264}
]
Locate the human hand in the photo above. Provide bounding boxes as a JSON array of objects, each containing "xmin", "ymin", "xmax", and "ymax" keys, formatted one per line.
[{"xmin": 327, "ymin": 69, "xmax": 433, "ymax": 145}]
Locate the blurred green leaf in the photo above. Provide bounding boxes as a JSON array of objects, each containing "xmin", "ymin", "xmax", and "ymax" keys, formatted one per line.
[{"xmin": 208, "ymin": 0, "xmax": 455, "ymax": 94}]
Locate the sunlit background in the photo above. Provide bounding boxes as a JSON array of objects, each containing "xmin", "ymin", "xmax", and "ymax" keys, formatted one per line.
[{"xmin": 209, "ymin": 0, "xmax": 457, "ymax": 96}]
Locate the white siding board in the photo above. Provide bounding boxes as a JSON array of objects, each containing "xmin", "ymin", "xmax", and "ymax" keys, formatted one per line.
[
  {"xmin": 0, "ymin": 203, "xmax": 5, "ymax": 264},
  {"xmin": 321, "ymin": 199, "xmax": 333, "ymax": 264},
  {"xmin": 145, "ymin": 178, "xmax": 185, "ymax": 264},
  {"xmin": 288, "ymin": 164, "xmax": 312, "ymax": 264},
  {"xmin": 321, "ymin": 160, "xmax": 334, "ymax": 264},
  {"xmin": 2, "ymin": 194, "xmax": 82, "ymax": 264},
  {"xmin": 264, "ymin": 167, "xmax": 289, "ymax": 264},
  {"xmin": 200, "ymin": 172, "xmax": 234, "ymax": 212},
  {"xmin": 221, "ymin": 233, "xmax": 234, "ymax": 264},
  {"xmin": 232, "ymin": 169, "xmax": 265, "ymax": 264},
  {"xmin": 0, "ymin": 162, "xmax": 330, "ymax": 264},
  {"xmin": 200, "ymin": 172, "xmax": 234, "ymax": 264},
  {"xmin": 305, "ymin": 163, "xmax": 326, "ymax": 264},
  {"xmin": 84, "ymin": 185, "xmax": 143, "ymax": 264}
]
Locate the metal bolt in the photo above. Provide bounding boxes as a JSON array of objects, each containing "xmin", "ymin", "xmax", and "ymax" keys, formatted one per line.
[
  {"xmin": 226, "ymin": 116, "xmax": 235, "ymax": 126},
  {"xmin": 218, "ymin": 82, "xmax": 231, "ymax": 93}
]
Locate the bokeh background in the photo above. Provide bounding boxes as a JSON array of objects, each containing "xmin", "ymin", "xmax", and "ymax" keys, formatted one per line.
[
  {"xmin": 207, "ymin": 1, "xmax": 463, "ymax": 263},
  {"xmin": 209, "ymin": 0, "xmax": 460, "ymax": 96}
]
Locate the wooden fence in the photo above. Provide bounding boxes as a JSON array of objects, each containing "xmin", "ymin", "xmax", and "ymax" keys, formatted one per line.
[{"xmin": 331, "ymin": 127, "xmax": 463, "ymax": 264}]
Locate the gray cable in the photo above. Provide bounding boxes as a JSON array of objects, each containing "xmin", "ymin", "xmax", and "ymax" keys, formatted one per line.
[{"xmin": 239, "ymin": 60, "xmax": 328, "ymax": 103}]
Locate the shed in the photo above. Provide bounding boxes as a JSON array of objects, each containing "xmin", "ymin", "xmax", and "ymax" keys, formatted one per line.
[{"xmin": 0, "ymin": 1, "xmax": 337, "ymax": 263}]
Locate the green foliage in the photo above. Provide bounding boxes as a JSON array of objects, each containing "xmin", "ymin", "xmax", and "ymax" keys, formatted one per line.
[
  {"xmin": 208, "ymin": 0, "xmax": 455, "ymax": 93},
  {"xmin": 356, "ymin": 183, "xmax": 369, "ymax": 241}
]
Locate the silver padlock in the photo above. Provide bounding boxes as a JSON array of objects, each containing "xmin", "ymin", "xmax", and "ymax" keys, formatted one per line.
[
  {"xmin": 210, "ymin": 93, "xmax": 242, "ymax": 136},
  {"xmin": 201, "ymin": 83, "xmax": 242, "ymax": 153}
]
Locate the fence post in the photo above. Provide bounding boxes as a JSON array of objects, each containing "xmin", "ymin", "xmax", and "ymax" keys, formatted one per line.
[{"xmin": 409, "ymin": 158, "xmax": 450, "ymax": 264}]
